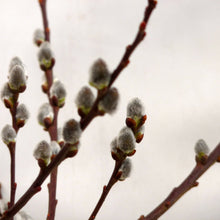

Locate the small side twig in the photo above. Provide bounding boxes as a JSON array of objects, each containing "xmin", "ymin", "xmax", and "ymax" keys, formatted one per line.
[
  {"xmin": 88, "ymin": 160, "xmax": 123, "ymax": 220},
  {"xmin": 80, "ymin": 0, "xmax": 157, "ymax": 130},
  {"xmin": 138, "ymin": 142, "xmax": 220, "ymax": 220},
  {"xmin": 0, "ymin": 143, "xmax": 73, "ymax": 220}
]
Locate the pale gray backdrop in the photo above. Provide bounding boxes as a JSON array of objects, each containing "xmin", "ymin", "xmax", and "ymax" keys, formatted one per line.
[{"xmin": 0, "ymin": 0, "xmax": 220, "ymax": 219}]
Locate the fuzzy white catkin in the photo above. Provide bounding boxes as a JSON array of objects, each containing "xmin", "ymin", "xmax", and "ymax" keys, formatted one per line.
[
  {"xmin": 127, "ymin": 97, "xmax": 145, "ymax": 119},
  {"xmin": 119, "ymin": 158, "xmax": 132, "ymax": 181},
  {"xmin": 33, "ymin": 29, "xmax": 45, "ymax": 45},
  {"xmin": 1, "ymin": 83, "xmax": 13, "ymax": 101},
  {"xmin": 75, "ymin": 86, "xmax": 95, "ymax": 109},
  {"xmin": 38, "ymin": 41, "xmax": 53, "ymax": 65},
  {"xmin": 98, "ymin": 87, "xmax": 119, "ymax": 114},
  {"xmin": 16, "ymin": 103, "xmax": 29, "ymax": 121},
  {"xmin": 110, "ymin": 137, "xmax": 118, "ymax": 153},
  {"xmin": 63, "ymin": 119, "xmax": 82, "ymax": 144},
  {"xmin": 117, "ymin": 127, "xmax": 136, "ymax": 154},
  {"xmin": 33, "ymin": 140, "xmax": 52, "ymax": 160},
  {"xmin": 37, "ymin": 103, "xmax": 54, "ymax": 125},
  {"xmin": 50, "ymin": 80, "xmax": 66, "ymax": 101},
  {"xmin": 194, "ymin": 139, "xmax": 210, "ymax": 156},
  {"xmin": 9, "ymin": 57, "xmax": 23, "ymax": 73},
  {"xmin": 1, "ymin": 124, "xmax": 16, "ymax": 144},
  {"xmin": 51, "ymin": 141, "xmax": 60, "ymax": 155},
  {"xmin": 8, "ymin": 65, "xmax": 26, "ymax": 91},
  {"xmin": 89, "ymin": 58, "xmax": 110, "ymax": 89}
]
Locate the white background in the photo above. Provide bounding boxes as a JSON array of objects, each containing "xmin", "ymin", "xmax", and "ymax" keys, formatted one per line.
[{"xmin": 0, "ymin": 0, "xmax": 220, "ymax": 219}]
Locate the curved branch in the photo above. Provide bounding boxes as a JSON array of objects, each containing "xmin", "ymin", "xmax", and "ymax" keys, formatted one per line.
[
  {"xmin": 139, "ymin": 142, "xmax": 220, "ymax": 220},
  {"xmin": 80, "ymin": 0, "xmax": 157, "ymax": 130}
]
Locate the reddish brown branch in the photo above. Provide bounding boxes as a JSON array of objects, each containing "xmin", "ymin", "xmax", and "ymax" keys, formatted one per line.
[
  {"xmin": 0, "ymin": 143, "xmax": 72, "ymax": 220},
  {"xmin": 138, "ymin": 142, "xmax": 220, "ymax": 220},
  {"xmin": 39, "ymin": 0, "xmax": 50, "ymax": 42},
  {"xmin": 39, "ymin": 1, "xmax": 60, "ymax": 219},
  {"xmin": 8, "ymin": 94, "xmax": 19, "ymax": 219},
  {"xmin": 80, "ymin": 0, "xmax": 157, "ymax": 130},
  {"xmin": 88, "ymin": 160, "xmax": 123, "ymax": 220},
  {"xmin": 47, "ymin": 168, "xmax": 58, "ymax": 220},
  {"xmin": 109, "ymin": 0, "xmax": 157, "ymax": 87}
]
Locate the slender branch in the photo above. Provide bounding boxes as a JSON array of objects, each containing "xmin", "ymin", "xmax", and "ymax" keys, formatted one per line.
[
  {"xmin": 80, "ymin": 0, "xmax": 157, "ymax": 130},
  {"xmin": 0, "ymin": 143, "xmax": 72, "ymax": 220},
  {"xmin": 1, "ymin": 0, "xmax": 157, "ymax": 218},
  {"xmin": 138, "ymin": 142, "xmax": 220, "ymax": 220},
  {"xmin": 39, "ymin": 0, "xmax": 50, "ymax": 42},
  {"xmin": 88, "ymin": 160, "xmax": 123, "ymax": 220},
  {"xmin": 8, "ymin": 94, "xmax": 19, "ymax": 220},
  {"xmin": 109, "ymin": 0, "xmax": 157, "ymax": 87},
  {"xmin": 8, "ymin": 144, "xmax": 16, "ymax": 212},
  {"xmin": 39, "ymin": 1, "xmax": 60, "ymax": 219}
]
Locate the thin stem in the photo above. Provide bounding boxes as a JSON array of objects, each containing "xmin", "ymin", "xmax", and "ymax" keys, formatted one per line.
[
  {"xmin": 8, "ymin": 94, "xmax": 19, "ymax": 220},
  {"xmin": 39, "ymin": 0, "xmax": 50, "ymax": 42},
  {"xmin": 138, "ymin": 143, "xmax": 220, "ymax": 220},
  {"xmin": 88, "ymin": 160, "xmax": 123, "ymax": 220},
  {"xmin": 80, "ymin": 0, "xmax": 157, "ymax": 130},
  {"xmin": 1, "ymin": 143, "xmax": 71, "ymax": 220},
  {"xmin": 8, "ymin": 145, "xmax": 16, "ymax": 212},
  {"xmin": 47, "ymin": 168, "xmax": 58, "ymax": 220},
  {"xmin": 39, "ymin": 0, "xmax": 60, "ymax": 219},
  {"xmin": 47, "ymin": 107, "xmax": 59, "ymax": 220}
]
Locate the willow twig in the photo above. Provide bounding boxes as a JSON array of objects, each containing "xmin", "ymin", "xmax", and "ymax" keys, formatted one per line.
[{"xmin": 139, "ymin": 143, "xmax": 220, "ymax": 220}]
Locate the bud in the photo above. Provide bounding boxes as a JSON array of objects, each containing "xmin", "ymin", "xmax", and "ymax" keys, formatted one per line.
[
  {"xmin": 118, "ymin": 158, "xmax": 132, "ymax": 181},
  {"xmin": 89, "ymin": 58, "xmax": 110, "ymax": 90},
  {"xmin": 1, "ymin": 124, "xmax": 16, "ymax": 145},
  {"xmin": 51, "ymin": 141, "xmax": 60, "ymax": 156},
  {"xmin": 37, "ymin": 103, "xmax": 54, "ymax": 128},
  {"xmin": 16, "ymin": 103, "xmax": 29, "ymax": 127},
  {"xmin": 117, "ymin": 127, "xmax": 136, "ymax": 155},
  {"xmin": 110, "ymin": 137, "xmax": 125, "ymax": 161},
  {"xmin": 9, "ymin": 57, "xmax": 23, "ymax": 73},
  {"xmin": 75, "ymin": 86, "xmax": 95, "ymax": 115},
  {"xmin": 8, "ymin": 65, "xmax": 27, "ymax": 92},
  {"xmin": 33, "ymin": 29, "xmax": 45, "ymax": 46},
  {"xmin": 127, "ymin": 98, "xmax": 145, "ymax": 125},
  {"xmin": 135, "ymin": 125, "xmax": 145, "ymax": 143},
  {"xmin": 98, "ymin": 87, "xmax": 119, "ymax": 114},
  {"xmin": 1, "ymin": 83, "xmax": 14, "ymax": 108},
  {"xmin": 195, "ymin": 139, "xmax": 209, "ymax": 159},
  {"xmin": 41, "ymin": 74, "xmax": 49, "ymax": 93},
  {"xmin": 57, "ymin": 127, "xmax": 64, "ymax": 146},
  {"xmin": 38, "ymin": 41, "xmax": 54, "ymax": 70},
  {"xmin": 33, "ymin": 140, "xmax": 52, "ymax": 166},
  {"xmin": 50, "ymin": 80, "xmax": 66, "ymax": 107},
  {"xmin": 63, "ymin": 119, "xmax": 82, "ymax": 144}
]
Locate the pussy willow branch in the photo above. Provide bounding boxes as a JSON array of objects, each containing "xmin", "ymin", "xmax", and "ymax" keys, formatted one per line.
[
  {"xmin": 39, "ymin": 0, "xmax": 58, "ymax": 219},
  {"xmin": 80, "ymin": 0, "xmax": 157, "ymax": 130},
  {"xmin": 1, "ymin": 143, "xmax": 71, "ymax": 220},
  {"xmin": 88, "ymin": 160, "xmax": 123, "ymax": 220},
  {"xmin": 8, "ymin": 94, "xmax": 20, "ymax": 219},
  {"xmin": 138, "ymin": 143, "xmax": 220, "ymax": 220},
  {"xmin": 1, "ymin": 0, "xmax": 157, "ymax": 218}
]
